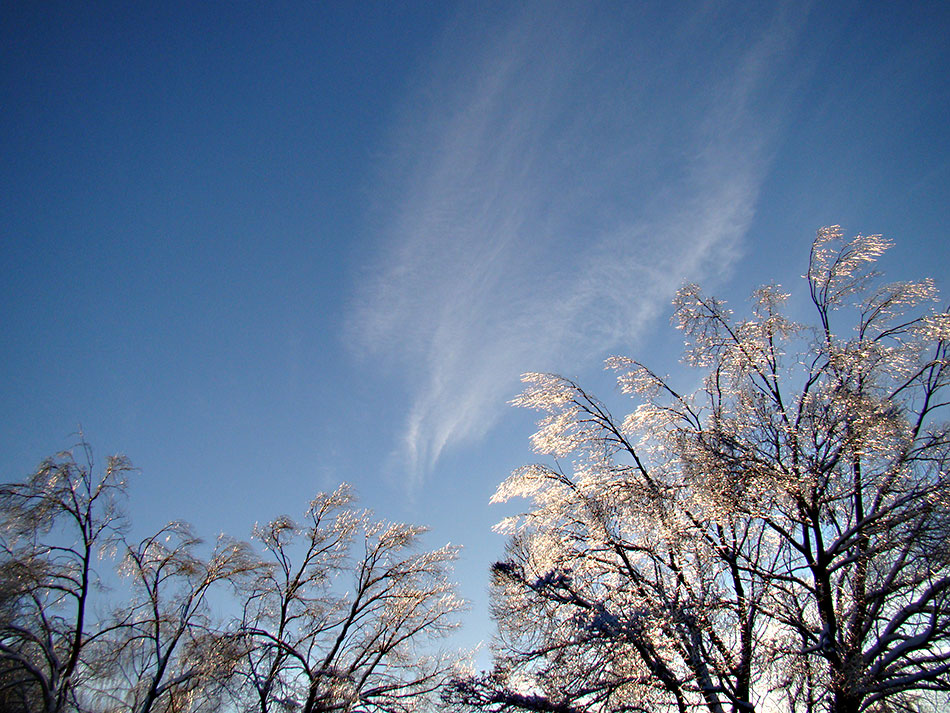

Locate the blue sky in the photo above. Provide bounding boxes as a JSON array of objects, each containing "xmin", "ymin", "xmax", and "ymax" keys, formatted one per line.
[{"xmin": 2, "ymin": 1, "xmax": 949, "ymax": 658}]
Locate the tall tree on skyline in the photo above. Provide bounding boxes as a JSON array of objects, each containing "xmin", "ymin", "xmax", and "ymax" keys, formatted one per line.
[
  {"xmin": 474, "ymin": 228, "xmax": 950, "ymax": 713},
  {"xmin": 0, "ymin": 443, "xmax": 131, "ymax": 713},
  {"xmin": 236, "ymin": 484, "xmax": 465, "ymax": 713},
  {"xmin": 0, "ymin": 455, "xmax": 463, "ymax": 713},
  {"xmin": 102, "ymin": 523, "xmax": 260, "ymax": 713}
]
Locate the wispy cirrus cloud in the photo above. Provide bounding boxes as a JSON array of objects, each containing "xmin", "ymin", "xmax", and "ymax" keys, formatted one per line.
[{"xmin": 349, "ymin": 2, "xmax": 809, "ymax": 481}]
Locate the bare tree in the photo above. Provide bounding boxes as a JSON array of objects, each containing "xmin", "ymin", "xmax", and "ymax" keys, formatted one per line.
[
  {"xmin": 237, "ymin": 484, "xmax": 465, "ymax": 713},
  {"xmin": 99, "ymin": 522, "xmax": 260, "ymax": 713},
  {"xmin": 2, "ymin": 450, "xmax": 462, "ymax": 713},
  {"xmin": 473, "ymin": 228, "xmax": 950, "ymax": 713},
  {"xmin": 0, "ymin": 442, "xmax": 132, "ymax": 713}
]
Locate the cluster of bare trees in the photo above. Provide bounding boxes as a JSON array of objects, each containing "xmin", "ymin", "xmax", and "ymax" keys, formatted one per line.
[
  {"xmin": 450, "ymin": 228, "xmax": 950, "ymax": 713},
  {"xmin": 0, "ymin": 445, "xmax": 463, "ymax": 713},
  {"xmin": 6, "ymin": 227, "xmax": 950, "ymax": 713}
]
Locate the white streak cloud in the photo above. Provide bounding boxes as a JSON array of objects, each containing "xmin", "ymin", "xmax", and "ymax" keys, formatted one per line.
[{"xmin": 350, "ymin": 2, "xmax": 809, "ymax": 481}]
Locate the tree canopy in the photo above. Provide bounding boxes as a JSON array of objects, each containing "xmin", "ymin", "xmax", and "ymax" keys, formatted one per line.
[
  {"xmin": 0, "ymin": 447, "xmax": 463, "ymax": 713},
  {"xmin": 468, "ymin": 228, "xmax": 950, "ymax": 713},
  {"xmin": 6, "ymin": 226, "xmax": 950, "ymax": 713}
]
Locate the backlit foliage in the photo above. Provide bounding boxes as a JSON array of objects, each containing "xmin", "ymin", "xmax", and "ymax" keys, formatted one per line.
[
  {"xmin": 479, "ymin": 228, "xmax": 950, "ymax": 713},
  {"xmin": 1, "ymin": 453, "xmax": 463, "ymax": 713},
  {"xmin": 0, "ymin": 443, "xmax": 131, "ymax": 713},
  {"xmin": 235, "ymin": 484, "xmax": 464, "ymax": 713}
]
